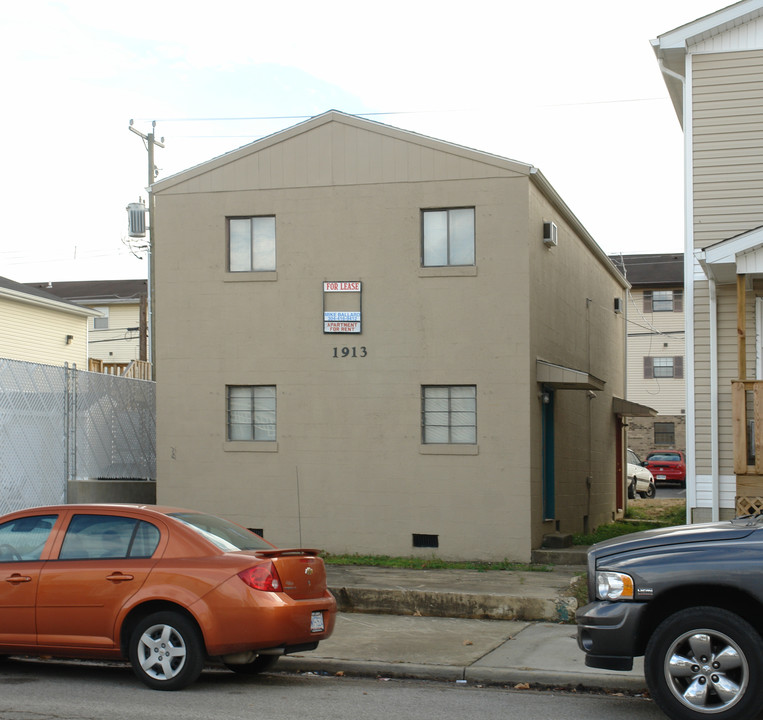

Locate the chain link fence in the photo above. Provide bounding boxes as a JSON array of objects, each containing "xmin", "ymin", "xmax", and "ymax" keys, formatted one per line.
[{"xmin": 0, "ymin": 358, "xmax": 155, "ymax": 515}]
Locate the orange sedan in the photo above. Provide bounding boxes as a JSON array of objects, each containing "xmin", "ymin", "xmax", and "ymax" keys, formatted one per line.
[{"xmin": 0, "ymin": 504, "xmax": 336, "ymax": 689}]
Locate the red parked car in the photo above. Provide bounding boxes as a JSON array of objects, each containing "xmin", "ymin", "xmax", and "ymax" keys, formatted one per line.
[{"xmin": 644, "ymin": 450, "xmax": 686, "ymax": 487}]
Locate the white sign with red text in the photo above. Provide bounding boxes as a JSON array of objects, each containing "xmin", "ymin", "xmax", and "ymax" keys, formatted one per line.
[{"xmin": 323, "ymin": 282, "xmax": 361, "ymax": 333}]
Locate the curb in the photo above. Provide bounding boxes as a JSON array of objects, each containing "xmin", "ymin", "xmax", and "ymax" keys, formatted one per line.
[{"xmin": 277, "ymin": 655, "xmax": 650, "ymax": 692}]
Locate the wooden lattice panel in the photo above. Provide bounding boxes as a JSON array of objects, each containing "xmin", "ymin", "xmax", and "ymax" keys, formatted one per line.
[{"xmin": 736, "ymin": 496, "xmax": 763, "ymax": 516}]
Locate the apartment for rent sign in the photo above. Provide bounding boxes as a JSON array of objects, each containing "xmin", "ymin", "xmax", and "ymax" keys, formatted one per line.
[{"xmin": 324, "ymin": 282, "xmax": 361, "ymax": 333}]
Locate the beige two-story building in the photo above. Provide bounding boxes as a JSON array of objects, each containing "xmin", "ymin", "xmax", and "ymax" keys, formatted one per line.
[
  {"xmin": 653, "ymin": 0, "xmax": 763, "ymax": 521},
  {"xmin": 152, "ymin": 111, "xmax": 633, "ymax": 561}
]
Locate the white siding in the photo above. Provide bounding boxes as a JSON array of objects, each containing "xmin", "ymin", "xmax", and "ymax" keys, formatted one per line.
[
  {"xmin": 0, "ymin": 297, "xmax": 88, "ymax": 367},
  {"xmin": 692, "ymin": 16, "xmax": 763, "ymax": 54},
  {"xmin": 88, "ymin": 302, "xmax": 142, "ymax": 363},
  {"xmin": 626, "ymin": 288, "xmax": 685, "ymax": 414}
]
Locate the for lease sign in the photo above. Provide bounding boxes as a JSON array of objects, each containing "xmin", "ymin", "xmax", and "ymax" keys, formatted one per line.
[
  {"xmin": 324, "ymin": 282, "xmax": 361, "ymax": 333},
  {"xmin": 323, "ymin": 282, "xmax": 361, "ymax": 292}
]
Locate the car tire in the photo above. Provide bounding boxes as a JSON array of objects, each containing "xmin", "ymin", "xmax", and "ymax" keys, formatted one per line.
[
  {"xmin": 645, "ymin": 483, "xmax": 656, "ymax": 499},
  {"xmin": 128, "ymin": 611, "xmax": 205, "ymax": 691},
  {"xmin": 627, "ymin": 477, "xmax": 635, "ymax": 500},
  {"xmin": 224, "ymin": 654, "xmax": 280, "ymax": 675},
  {"xmin": 645, "ymin": 607, "xmax": 763, "ymax": 720}
]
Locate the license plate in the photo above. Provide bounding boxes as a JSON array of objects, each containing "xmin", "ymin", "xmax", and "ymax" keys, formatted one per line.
[
  {"xmin": 656, "ymin": 475, "xmax": 666, "ymax": 480},
  {"xmin": 311, "ymin": 611, "xmax": 324, "ymax": 633}
]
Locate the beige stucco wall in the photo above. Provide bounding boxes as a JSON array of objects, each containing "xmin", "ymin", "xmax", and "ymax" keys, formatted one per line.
[
  {"xmin": 0, "ymin": 296, "xmax": 88, "ymax": 367},
  {"xmin": 156, "ymin": 177, "xmax": 537, "ymax": 560},
  {"xmin": 528, "ymin": 187, "xmax": 626, "ymax": 541},
  {"xmin": 154, "ymin": 114, "xmax": 625, "ymax": 561}
]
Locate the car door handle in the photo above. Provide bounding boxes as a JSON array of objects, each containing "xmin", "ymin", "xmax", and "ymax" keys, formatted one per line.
[
  {"xmin": 5, "ymin": 574, "xmax": 32, "ymax": 584},
  {"xmin": 106, "ymin": 572, "xmax": 134, "ymax": 583}
]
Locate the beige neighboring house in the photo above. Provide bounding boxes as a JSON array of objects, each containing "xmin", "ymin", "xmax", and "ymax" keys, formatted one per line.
[
  {"xmin": 0, "ymin": 276, "xmax": 95, "ymax": 367},
  {"xmin": 653, "ymin": 0, "xmax": 763, "ymax": 521},
  {"xmin": 151, "ymin": 110, "xmax": 636, "ymax": 562},
  {"xmin": 25, "ymin": 280, "xmax": 148, "ymax": 373},
  {"xmin": 609, "ymin": 254, "xmax": 686, "ymax": 459}
]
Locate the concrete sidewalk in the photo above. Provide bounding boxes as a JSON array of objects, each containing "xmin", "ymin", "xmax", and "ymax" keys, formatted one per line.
[
  {"xmin": 278, "ymin": 563, "xmax": 649, "ymax": 692},
  {"xmin": 279, "ymin": 613, "xmax": 647, "ymax": 691}
]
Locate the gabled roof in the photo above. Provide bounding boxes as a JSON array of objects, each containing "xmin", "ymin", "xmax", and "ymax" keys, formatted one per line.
[
  {"xmin": 24, "ymin": 279, "xmax": 147, "ymax": 305},
  {"xmin": 608, "ymin": 253, "xmax": 684, "ymax": 287},
  {"xmin": 151, "ymin": 110, "xmax": 535, "ymax": 193},
  {"xmin": 652, "ymin": 0, "xmax": 763, "ymax": 122},
  {"xmin": 151, "ymin": 110, "xmax": 628, "ymax": 289},
  {"xmin": 0, "ymin": 276, "xmax": 97, "ymax": 318}
]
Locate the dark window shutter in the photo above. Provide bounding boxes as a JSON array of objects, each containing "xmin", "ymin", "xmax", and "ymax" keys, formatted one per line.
[
  {"xmin": 644, "ymin": 357, "xmax": 654, "ymax": 379},
  {"xmin": 643, "ymin": 291, "xmax": 653, "ymax": 313},
  {"xmin": 674, "ymin": 291, "xmax": 683, "ymax": 313},
  {"xmin": 674, "ymin": 356, "xmax": 684, "ymax": 379}
]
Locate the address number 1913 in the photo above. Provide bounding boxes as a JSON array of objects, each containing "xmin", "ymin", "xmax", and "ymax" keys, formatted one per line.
[{"xmin": 332, "ymin": 346, "xmax": 367, "ymax": 358}]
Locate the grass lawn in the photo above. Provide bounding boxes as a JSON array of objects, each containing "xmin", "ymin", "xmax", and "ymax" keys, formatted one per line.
[
  {"xmin": 321, "ymin": 498, "xmax": 687, "ymax": 573},
  {"xmin": 572, "ymin": 497, "xmax": 687, "ymax": 546}
]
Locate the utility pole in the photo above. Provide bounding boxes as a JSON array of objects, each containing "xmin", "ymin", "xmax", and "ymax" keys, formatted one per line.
[{"xmin": 129, "ymin": 120, "xmax": 165, "ymax": 380}]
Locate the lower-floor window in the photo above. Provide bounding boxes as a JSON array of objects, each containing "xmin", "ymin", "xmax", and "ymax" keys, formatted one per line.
[
  {"xmin": 421, "ymin": 385, "xmax": 476, "ymax": 443},
  {"xmin": 227, "ymin": 385, "xmax": 276, "ymax": 441},
  {"xmin": 654, "ymin": 421, "xmax": 675, "ymax": 446}
]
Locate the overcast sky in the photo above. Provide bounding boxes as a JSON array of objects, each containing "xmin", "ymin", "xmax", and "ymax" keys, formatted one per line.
[{"xmin": 1, "ymin": 0, "xmax": 729, "ymax": 283}]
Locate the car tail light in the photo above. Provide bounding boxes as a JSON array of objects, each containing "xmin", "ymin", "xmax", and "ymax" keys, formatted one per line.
[{"xmin": 238, "ymin": 562, "xmax": 282, "ymax": 592}]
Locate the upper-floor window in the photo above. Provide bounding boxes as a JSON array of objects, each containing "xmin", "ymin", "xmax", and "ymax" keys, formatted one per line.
[
  {"xmin": 644, "ymin": 356, "xmax": 684, "ymax": 379},
  {"xmin": 421, "ymin": 385, "xmax": 476, "ymax": 444},
  {"xmin": 644, "ymin": 290, "xmax": 682, "ymax": 313},
  {"xmin": 422, "ymin": 208, "xmax": 475, "ymax": 267},
  {"xmin": 227, "ymin": 385, "xmax": 276, "ymax": 441},
  {"xmin": 93, "ymin": 306, "xmax": 109, "ymax": 330},
  {"xmin": 229, "ymin": 216, "xmax": 276, "ymax": 272}
]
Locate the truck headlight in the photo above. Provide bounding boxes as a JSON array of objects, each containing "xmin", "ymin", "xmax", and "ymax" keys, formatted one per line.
[{"xmin": 596, "ymin": 571, "xmax": 634, "ymax": 600}]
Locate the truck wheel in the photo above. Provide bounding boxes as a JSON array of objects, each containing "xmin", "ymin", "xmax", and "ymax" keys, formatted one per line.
[{"xmin": 645, "ymin": 607, "xmax": 763, "ymax": 720}]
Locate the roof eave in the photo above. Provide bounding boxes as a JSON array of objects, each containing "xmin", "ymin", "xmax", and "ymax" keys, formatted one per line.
[
  {"xmin": 151, "ymin": 110, "xmax": 535, "ymax": 195},
  {"xmin": 529, "ymin": 169, "xmax": 629, "ymax": 289},
  {"xmin": 0, "ymin": 287, "xmax": 99, "ymax": 318}
]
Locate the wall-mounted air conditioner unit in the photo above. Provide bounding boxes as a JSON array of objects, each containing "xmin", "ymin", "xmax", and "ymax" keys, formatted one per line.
[
  {"xmin": 543, "ymin": 221, "xmax": 558, "ymax": 247},
  {"xmin": 614, "ymin": 297, "xmax": 623, "ymax": 314}
]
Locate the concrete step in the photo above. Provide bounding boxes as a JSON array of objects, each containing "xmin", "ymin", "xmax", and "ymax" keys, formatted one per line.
[
  {"xmin": 326, "ymin": 565, "xmax": 582, "ymax": 623},
  {"xmin": 531, "ymin": 545, "xmax": 589, "ymax": 566}
]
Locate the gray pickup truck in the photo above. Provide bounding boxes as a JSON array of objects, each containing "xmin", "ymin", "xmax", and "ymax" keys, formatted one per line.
[{"xmin": 576, "ymin": 518, "xmax": 763, "ymax": 720}]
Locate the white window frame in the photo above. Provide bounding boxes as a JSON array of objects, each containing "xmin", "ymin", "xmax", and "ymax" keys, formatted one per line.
[
  {"xmin": 228, "ymin": 216, "xmax": 276, "ymax": 272},
  {"xmin": 422, "ymin": 208, "xmax": 475, "ymax": 268},
  {"xmin": 653, "ymin": 357, "xmax": 675, "ymax": 378},
  {"xmin": 652, "ymin": 290, "xmax": 674, "ymax": 312},
  {"xmin": 227, "ymin": 385, "xmax": 276, "ymax": 441},
  {"xmin": 93, "ymin": 306, "xmax": 109, "ymax": 330},
  {"xmin": 421, "ymin": 385, "xmax": 477, "ymax": 444}
]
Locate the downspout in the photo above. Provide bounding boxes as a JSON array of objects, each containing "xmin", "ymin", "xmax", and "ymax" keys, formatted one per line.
[
  {"xmin": 709, "ymin": 277, "xmax": 720, "ymax": 522},
  {"xmin": 658, "ymin": 60, "xmax": 686, "ymax": 87},
  {"xmin": 659, "ymin": 55, "xmax": 695, "ymax": 524}
]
